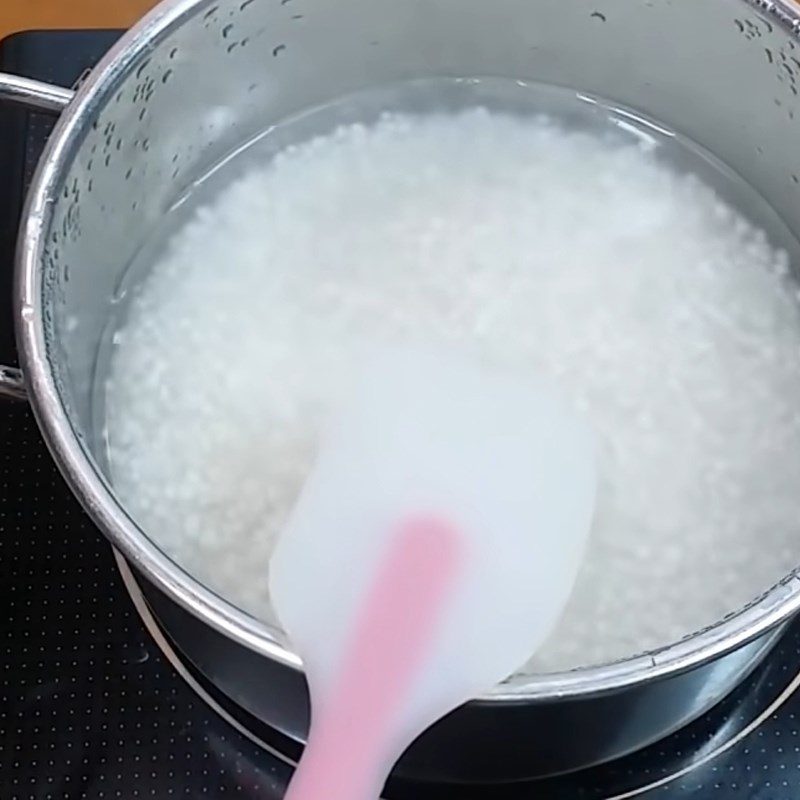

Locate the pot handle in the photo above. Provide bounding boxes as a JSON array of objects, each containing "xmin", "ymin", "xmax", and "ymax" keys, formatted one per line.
[
  {"xmin": 0, "ymin": 72, "xmax": 74, "ymax": 113},
  {"xmin": 0, "ymin": 367, "xmax": 26, "ymax": 401},
  {"xmin": 0, "ymin": 73, "xmax": 75, "ymax": 401}
]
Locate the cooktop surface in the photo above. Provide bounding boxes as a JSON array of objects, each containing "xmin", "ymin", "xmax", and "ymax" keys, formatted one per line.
[{"xmin": 2, "ymin": 28, "xmax": 800, "ymax": 800}]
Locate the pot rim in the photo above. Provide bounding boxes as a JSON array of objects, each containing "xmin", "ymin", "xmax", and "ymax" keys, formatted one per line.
[{"xmin": 15, "ymin": 0, "xmax": 800, "ymax": 703}]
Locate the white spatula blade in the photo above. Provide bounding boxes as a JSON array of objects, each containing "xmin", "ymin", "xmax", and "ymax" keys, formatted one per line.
[{"xmin": 271, "ymin": 346, "xmax": 595, "ymax": 761}]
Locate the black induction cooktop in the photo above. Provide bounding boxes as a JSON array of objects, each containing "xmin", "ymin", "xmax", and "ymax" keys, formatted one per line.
[{"xmin": 2, "ymin": 29, "xmax": 800, "ymax": 800}]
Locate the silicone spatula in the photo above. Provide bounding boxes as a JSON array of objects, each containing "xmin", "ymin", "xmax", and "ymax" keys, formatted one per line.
[{"xmin": 270, "ymin": 347, "xmax": 596, "ymax": 800}]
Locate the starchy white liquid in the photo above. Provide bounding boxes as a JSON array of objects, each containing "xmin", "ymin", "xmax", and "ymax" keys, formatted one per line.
[{"xmin": 104, "ymin": 83, "xmax": 800, "ymax": 674}]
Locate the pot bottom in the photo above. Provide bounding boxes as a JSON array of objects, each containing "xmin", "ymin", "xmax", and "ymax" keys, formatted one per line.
[{"xmin": 116, "ymin": 553, "xmax": 787, "ymax": 786}]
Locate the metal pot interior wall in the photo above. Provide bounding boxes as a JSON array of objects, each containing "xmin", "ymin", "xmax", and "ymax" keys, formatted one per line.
[{"xmin": 42, "ymin": 0, "xmax": 800, "ymax": 467}]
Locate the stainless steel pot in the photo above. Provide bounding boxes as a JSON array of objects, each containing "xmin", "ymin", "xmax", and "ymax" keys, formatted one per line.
[{"xmin": 3, "ymin": 0, "xmax": 800, "ymax": 784}]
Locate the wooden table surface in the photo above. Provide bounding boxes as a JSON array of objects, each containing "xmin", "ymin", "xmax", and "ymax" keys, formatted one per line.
[{"xmin": 0, "ymin": 0, "xmax": 159, "ymax": 42}]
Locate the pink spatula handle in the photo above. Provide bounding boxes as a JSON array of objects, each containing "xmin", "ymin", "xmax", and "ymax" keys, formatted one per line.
[{"xmin": 283, "ymin": 516, "xmax": 463, "ymax": 800}]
